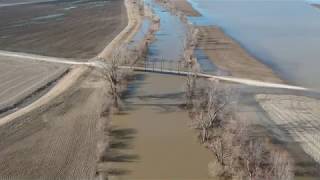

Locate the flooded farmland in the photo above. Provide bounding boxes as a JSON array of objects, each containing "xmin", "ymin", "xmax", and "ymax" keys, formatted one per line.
[{"xmin": 188, "ymin": 0, "xmax": 320, "ymax": 89}]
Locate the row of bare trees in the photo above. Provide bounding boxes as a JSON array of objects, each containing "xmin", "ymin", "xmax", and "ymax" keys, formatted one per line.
[
  {"xmin": 95, "ymin": 3, "xmax": 161, "ymax": 178},
  {"xmin": 100, "ymin": 3, "xmax": 160, "ymax": 111},
  {"xmin": 185, "ymin": 79, "xmax": 294, "ymax": 180}
]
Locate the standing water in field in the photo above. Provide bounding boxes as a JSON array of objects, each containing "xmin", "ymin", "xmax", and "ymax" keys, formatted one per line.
[
  {"xmin": 187, "ymin": 0, "xmax": 320, "ymax": 89},
  {"xmin": 145, "ymin": 0, "xmax": 187, "ymax": 62}
]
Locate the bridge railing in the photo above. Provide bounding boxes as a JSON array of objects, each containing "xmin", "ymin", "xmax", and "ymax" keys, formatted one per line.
[{"xmin": 143, "ymin": 58, "xmax": 189, "ymax": 73}]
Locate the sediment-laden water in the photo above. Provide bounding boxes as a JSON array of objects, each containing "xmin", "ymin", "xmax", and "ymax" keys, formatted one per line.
[{"xmin": 109, "ymin": 0, "xmax": 214, "ymax": 179}]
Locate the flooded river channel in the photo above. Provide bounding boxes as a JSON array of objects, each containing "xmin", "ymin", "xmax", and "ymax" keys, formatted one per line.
[
  {"xmin": 109, "ymin": 0, "xmax": 214, "ymax": 179},
  {"xmin": 110, "ymin": 73, "xmax": 213, "ymax": 179}
]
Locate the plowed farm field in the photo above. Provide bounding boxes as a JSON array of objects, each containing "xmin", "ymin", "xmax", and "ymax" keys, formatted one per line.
[{"xmin": 0, "ymin": 57, "xmax": 68, "ymax": 116}]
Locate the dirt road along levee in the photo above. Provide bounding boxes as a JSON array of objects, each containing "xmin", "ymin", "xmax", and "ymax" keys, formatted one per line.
[
  {"xmin": 0, "ymin": 0, "xmax": 143, "ymax": 125},
  {"xmin": 0, "ymin": 0, "xmax": 144, "ymax": 179},
  {"xmin": 98, "ymin": 0, "xmax": 143, "ymax": 59}
]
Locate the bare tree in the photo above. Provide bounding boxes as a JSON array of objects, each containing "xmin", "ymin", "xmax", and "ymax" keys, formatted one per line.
[
  {"xmin": 185, "ymin": 63, "xmax": 200, "ymax": 108},
  {"xmin": 183, "ymin": 26, "xmax": 199, "ymax": 67},
  {"xmin": 184, "ymin": 65, "xmax": 294, "ymax": 180},
  {"xmin": 267, "ymin": 146, "xmax": 294, "ymax": 180},
  {"xmin": 241, "ymin": 139, "xmax": 268, "ymax": 180},
  {"xmin": 190, "ymin": 81, "xmax": 235, "ymax": 144},
  {"xmin": 100, "ymin": 46, "xmax": 133, "ymax": 110}
]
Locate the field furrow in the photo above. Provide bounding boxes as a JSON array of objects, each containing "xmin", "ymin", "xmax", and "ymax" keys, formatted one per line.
[{"xmin": 256, "ymin": 94, "xmax": 320, "ymax": 163}]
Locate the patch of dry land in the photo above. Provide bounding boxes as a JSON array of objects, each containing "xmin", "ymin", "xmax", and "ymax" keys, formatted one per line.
[
  {"xmin": 0, "ymin": 56, "xmax": 68, "ymax": 116},
  {"xmin": 197, "ymin": 26, "xmax": 283, "ymax": 83},
  {"xmin": 0, "ymin": 0, "xmax": 127, "ymax": 59}
]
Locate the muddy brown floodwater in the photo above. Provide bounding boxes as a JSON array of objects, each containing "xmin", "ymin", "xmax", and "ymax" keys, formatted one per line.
[{"xmin": 109, "ymin": 72, "xmax": 214, "ymax": 180}]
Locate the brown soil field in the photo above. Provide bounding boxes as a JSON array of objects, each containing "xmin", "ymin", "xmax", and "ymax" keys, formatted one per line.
[
  {"xmin": 0, "ymin": 0, "xmax": 142, "ymax": 123},
  {"xmin": 0, "ymin": 68, "xmax": 108, "ymax": 179},
  {"xmin": 256, "ymin": 94, "xmax": 320, "ymax": 175},
  {"xmin": 236, "ymin": 90, "xmax": 320, "ymax": 179},
  {"xmin": 0, "ymin": 0, "xmax": 142, "ymax": 178},
  {"xmin": 0, "ymin": 0, "xmax": 127, "ymax": 59},
  {"xmin": 0, "ymin": 56, "xmax": 68, "ymax": 117}
]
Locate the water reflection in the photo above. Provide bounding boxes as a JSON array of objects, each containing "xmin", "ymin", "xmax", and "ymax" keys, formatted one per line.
[{"xmin": 145, "ymin": 0, "xmax": 186, "ymax": 61}]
